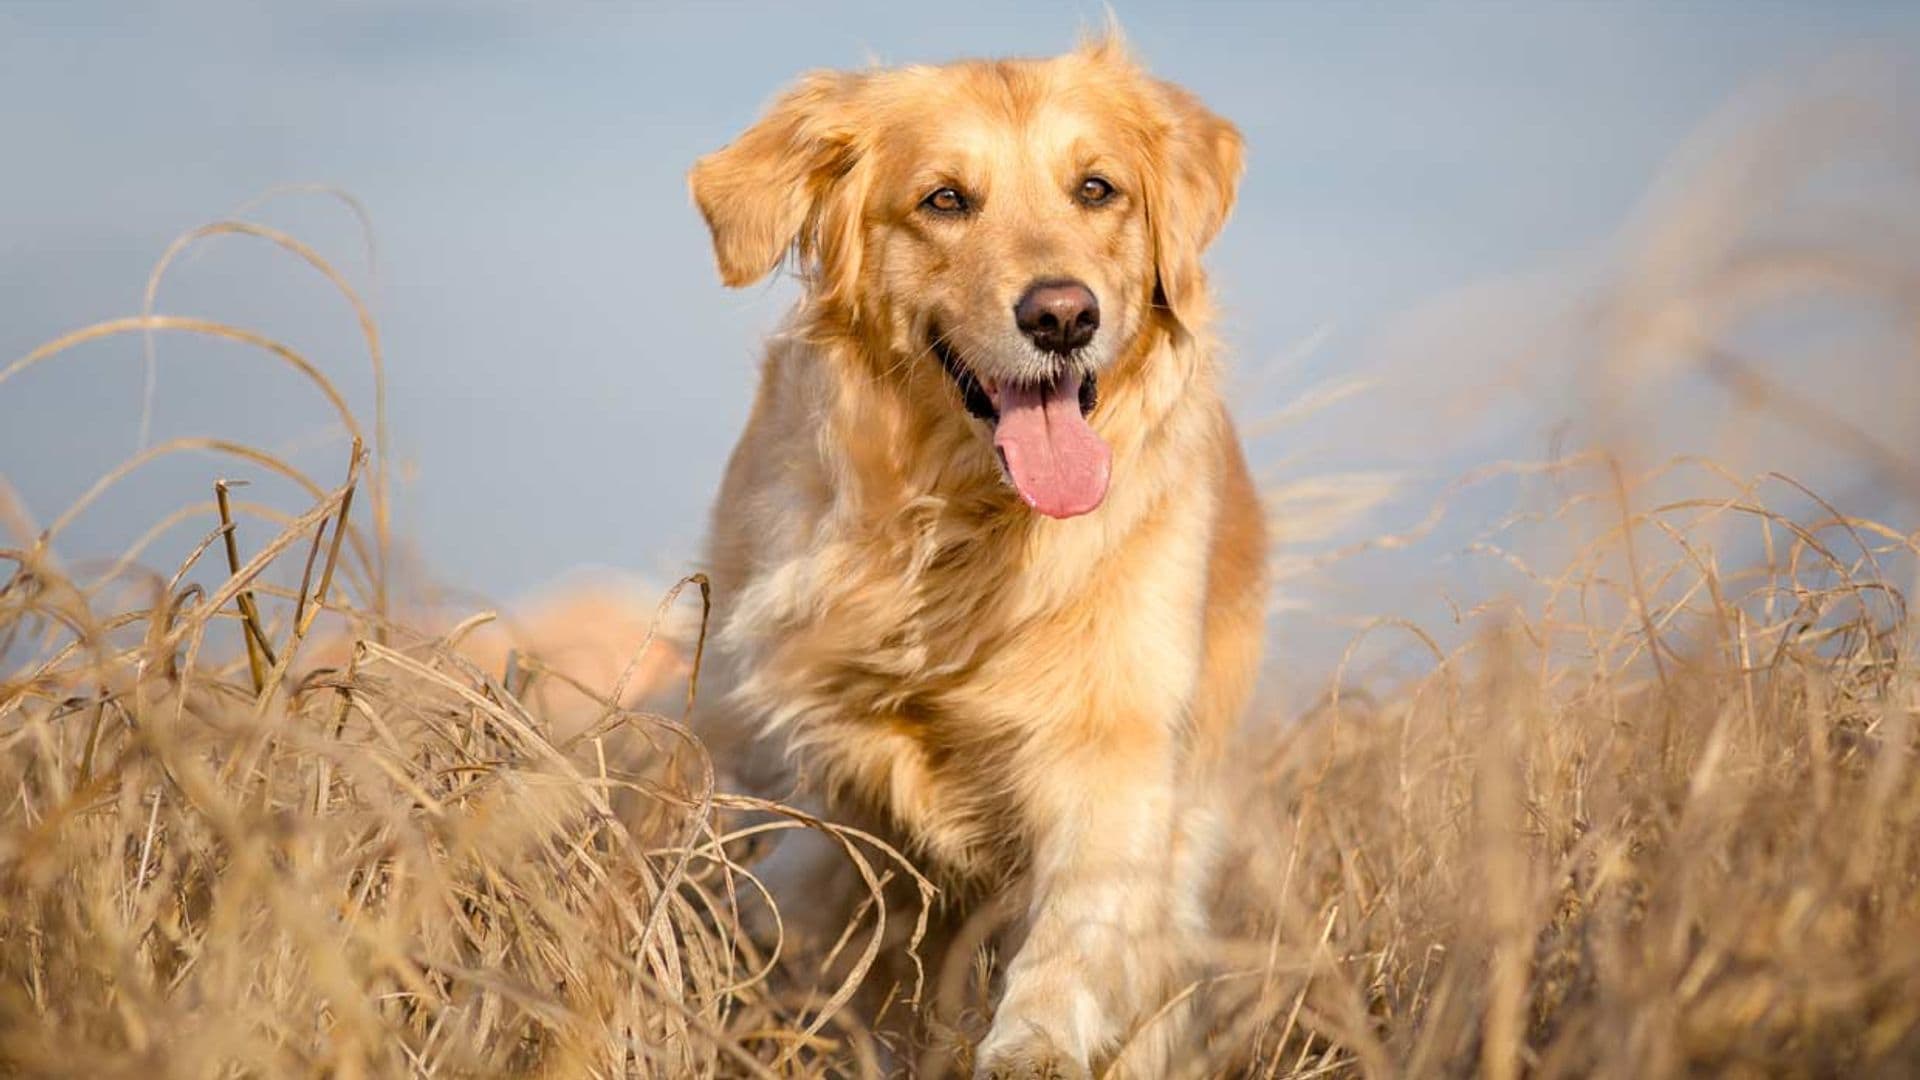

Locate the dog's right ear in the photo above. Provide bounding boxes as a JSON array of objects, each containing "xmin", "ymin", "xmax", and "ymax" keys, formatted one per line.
[{"xmin": 689, "ymin": 72, "xmax": 859, "ymax": 288}]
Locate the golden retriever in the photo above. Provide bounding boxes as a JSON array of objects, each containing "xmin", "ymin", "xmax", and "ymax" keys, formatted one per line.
[{"xmin": 689, "ymin": 34, "xmax": 1266, "ymax": 1078}]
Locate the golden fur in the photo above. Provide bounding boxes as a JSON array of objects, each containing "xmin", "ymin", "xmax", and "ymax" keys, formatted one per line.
[{"xmin": 689, "ymin": 37, "xmax": 1266, "ymax": 1078}]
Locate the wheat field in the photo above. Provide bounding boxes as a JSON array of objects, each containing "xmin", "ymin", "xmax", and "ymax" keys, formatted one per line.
[{"xmin": 3, "ymin": 76, "xmax": 1919, "ymax": 1079}]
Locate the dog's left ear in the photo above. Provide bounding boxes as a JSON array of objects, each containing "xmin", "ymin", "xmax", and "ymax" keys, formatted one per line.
[
  {"xmin": 689, "ymin": 72, "xmax": 863, "ymax": 289},
  {"xmin": 1145, "ymin": 81, "xmax": 1244, "ymax": 333}
]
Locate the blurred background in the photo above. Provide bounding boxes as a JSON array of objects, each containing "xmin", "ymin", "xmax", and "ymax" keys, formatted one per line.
[{"xmin": 3, "ymin": 1, "xmax": 1917, "ymax": 694}]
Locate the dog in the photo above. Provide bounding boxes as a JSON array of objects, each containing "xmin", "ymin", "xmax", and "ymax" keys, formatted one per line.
[{"xmin": 688, "ymin": 35, "xmax": 1266, "ymax": 1078}]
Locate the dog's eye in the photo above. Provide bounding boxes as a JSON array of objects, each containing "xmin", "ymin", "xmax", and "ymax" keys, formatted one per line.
[
  {"xmin": 922, "ymin": 187, "xmax": 969, "ymax": 215},
  {"xmin": 1077, "ymin": 176, "xmax": 1116, "ymax": 206}
]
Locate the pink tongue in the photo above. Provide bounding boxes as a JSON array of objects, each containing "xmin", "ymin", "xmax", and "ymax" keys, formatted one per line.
[{"xmin": 991, "ymin": 371, "xmax": 1111, "ymax": 519}]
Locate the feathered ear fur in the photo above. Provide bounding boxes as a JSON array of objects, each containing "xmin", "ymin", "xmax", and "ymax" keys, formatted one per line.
[
  {"xmin": 688, "ymin": 71, "xmax": 870, "ymax": 306},
  {"xmin": 1142, "ymin": 78, "xmax": 1244, "ymax": 333}
]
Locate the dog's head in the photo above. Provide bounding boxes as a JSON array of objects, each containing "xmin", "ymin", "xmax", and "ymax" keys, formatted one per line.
[{"xmin": 690, "ymin": 38, "xmax": 1241, "ymax": 519}]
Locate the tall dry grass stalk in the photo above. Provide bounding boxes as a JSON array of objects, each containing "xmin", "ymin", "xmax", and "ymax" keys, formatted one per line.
[
  {"xmin": 0, "ymin": 216, "xmax": 926, "ymax": 1078},
  {"xmin": 1197, "ymin": 67, "xmax": 1920, "ymax": 1078},
  {"xmin": 3, "ymin": 70, "xmax": 1918, "ymax": 1077},
  {"xmin": 1208, "ymin": 454, "xmax": 1920, "ymax": 1077}
]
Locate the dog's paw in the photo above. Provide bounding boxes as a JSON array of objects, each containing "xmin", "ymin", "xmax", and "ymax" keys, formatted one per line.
[{"xmin": 972, "ymin": 1029, "xmax": 1091, "ymax": 1080}]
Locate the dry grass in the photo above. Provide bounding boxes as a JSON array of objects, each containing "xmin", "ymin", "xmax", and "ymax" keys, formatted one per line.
[
  {"xmin": 3, "ymin": 71, "xmax": 1919, "ymax": 1078},
  {"xmin": 1206, "ymin": 455, "xmax": 1920, "ymax": 1077}
]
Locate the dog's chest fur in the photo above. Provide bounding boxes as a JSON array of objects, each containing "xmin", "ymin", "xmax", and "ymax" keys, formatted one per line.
[{"xmin": 705, "ymin": 340, "xmax": 1220, "ymax": 881}]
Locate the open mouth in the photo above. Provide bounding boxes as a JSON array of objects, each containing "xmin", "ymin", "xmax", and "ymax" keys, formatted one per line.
[
  {"xmin": 929, "ymin": 333, "xmax": 1111, "ymax": 519},
  {"xmin": 930, "ymin": 336, "xmax": 1098, "ymax": 422}
]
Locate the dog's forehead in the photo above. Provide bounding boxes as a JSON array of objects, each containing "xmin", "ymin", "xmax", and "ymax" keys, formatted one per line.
[
  {"xmin": 912, "ymin": 108, "xmax": 1099, "ymax": 166},
  {"xmin": 872, "ymin": 60, "xmax": 1140, "ymax": 171}
]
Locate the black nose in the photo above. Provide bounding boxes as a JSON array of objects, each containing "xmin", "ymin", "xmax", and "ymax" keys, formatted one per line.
[{"xmin": 1014, "ymin": 279, "xmax": 1100, "ymax": 355}]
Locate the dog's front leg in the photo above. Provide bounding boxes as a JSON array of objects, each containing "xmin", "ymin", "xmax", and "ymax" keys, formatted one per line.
[{"xmin": 973, "ymin": 736, "xmax": 1180, "ymax": 1080}]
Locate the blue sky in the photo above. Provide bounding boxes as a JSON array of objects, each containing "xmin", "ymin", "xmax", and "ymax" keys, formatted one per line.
[{"xmin": 3, "ymin": 2, "xmax": 1916, "ymax": 681}]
